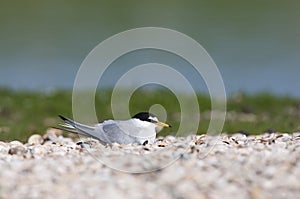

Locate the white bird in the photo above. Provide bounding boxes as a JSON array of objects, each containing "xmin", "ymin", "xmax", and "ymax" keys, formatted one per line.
[{"xmin": 58, "ymin": 112, "xmax": 171, "ymax": 145}]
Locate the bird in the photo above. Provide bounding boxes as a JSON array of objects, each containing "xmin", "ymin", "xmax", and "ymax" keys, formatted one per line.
[{"xmin": 57, "ymin": 112, "xmax": 171, "ymax": 145}]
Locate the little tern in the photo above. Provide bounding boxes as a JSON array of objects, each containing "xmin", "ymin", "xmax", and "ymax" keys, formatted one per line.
[{"xmin": 58, "ymin": 112, "xmax": 171, "ymax": 145}]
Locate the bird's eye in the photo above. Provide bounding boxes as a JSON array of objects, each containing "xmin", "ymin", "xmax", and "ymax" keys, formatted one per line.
[
  {"xmin": 147, "ymin": 119, "xmax": 157, "ymax": 123},
  {"xmin": 148, "ymin": 116, "xmax": 158, "ymax": 123}
]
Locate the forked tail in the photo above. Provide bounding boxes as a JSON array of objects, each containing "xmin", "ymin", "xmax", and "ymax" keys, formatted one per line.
[{"xmin": 58, "ymin": 115, "xmax": 98, "ymax": 139}]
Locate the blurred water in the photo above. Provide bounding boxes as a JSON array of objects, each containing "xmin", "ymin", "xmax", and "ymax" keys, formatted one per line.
[{"xmin": 0, "ymin": 1, "xmax": 299, "ymax": 96}]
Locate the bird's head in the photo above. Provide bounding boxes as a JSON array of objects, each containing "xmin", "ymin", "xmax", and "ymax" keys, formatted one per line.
[{"xmin": 132, "ymin": 112, "xmax": 171, "ymax": 132}]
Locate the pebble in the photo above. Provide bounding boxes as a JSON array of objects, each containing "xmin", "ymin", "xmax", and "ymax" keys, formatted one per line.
[
  {"xmin": 30, "ymin": 145, "xmax": 49, "ymax": 157},
  {"xmin": 42, "ymin": 128, "xmax": 62, "ymax": 141},
  {"xmin": 0, "ymin": 131, "xmax": 299, "ymax": 198},
  {"xmin": 9, "ymin": 140, "xmax": 23, "ymax": 146},
  {"xmin": 28, "ymin": 134, "xmax": 43, "ymax": 145},
  {"xmin": 8, "ymin": 145, "xmax": 27, "ymax": 155},
  {"xmin": 0, "ymin": 141, "xmax": 9, "ymax": 154}
]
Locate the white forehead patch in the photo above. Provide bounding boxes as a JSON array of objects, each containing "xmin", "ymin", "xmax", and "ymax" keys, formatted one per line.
[{"xmin": 149, "ymin": 116, "xmax": 158, "ymax": 122}]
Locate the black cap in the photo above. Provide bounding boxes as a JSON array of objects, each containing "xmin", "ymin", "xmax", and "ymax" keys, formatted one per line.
[{"xmin": 132, "ymin": 112, "xmax": 156, "ymax": 122}]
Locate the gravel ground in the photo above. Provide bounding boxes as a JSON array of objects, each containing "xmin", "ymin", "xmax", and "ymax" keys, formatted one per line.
[{"xmin": 0, "ymin": 129, "xmax": 299, "ymax": 199}]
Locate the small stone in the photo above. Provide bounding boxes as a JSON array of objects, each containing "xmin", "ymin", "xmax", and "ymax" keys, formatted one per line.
[
  {"xmin": 0, "ymin": 141, "xmax": 8, "ymax": 148},
  {"xmin": 276, "ymin": 133, "xmax": 291, "ymax": 142},
  {"xmin": 157, "ymin": 141, "xmax": 167, "ymax": 147},
  {"xmin": 222, "ymin": 140, "xmax": 230, "ymax": 145},
  {"xmin": 222, "ymin": 136, "xmax": 230, "ymax": 145},
  {"xmin": 291, "ymin": 132, "xmax": 300, "ymax": 141},
  {"xmin": 0, "ymin": 141, "xmax": 9, "ymax": 154},
  {"xmin": 43, "ymin": 128, "xmax": 63, "ymax": 141},
  {"xmin": 8, "ymin": 145, "xmax": 27, "ymax": 155},
  {"xmin": 292, "ymin": 132, "xmax": 300, "ymax": 137},
  {"xmin": 28, "ymin": 134, "xmax": 43, "ymax": 145},
  {"xmin": 253, "ymin": 142, "xmax": 266, "ymax": 151},
  {"xmin": 143, "ymin": 147, "xmax": 150, "ymax": 151},
  {"xmin": 76, "ymin": 141, "xmax": 92, "ymax": 149},
  {"xmin": 229, "ymin": 136, "xmax": 245, "ymax": 146},
  {"xmin": 195, "ymin": 135, "xmax": 206, "ymax": 145},
  {"xmin": 9, "ymin": 140, "xmax": 23, "ymax": 146},
  {"xmin": 110, "ymin": 143, "xmax": 121, "ymax": 150},
  {"xmin": 31, "ymin": 145, "xmax": 49, "ymax": 157},
  {"xmin": 164, "ymin": 135, "xmax": 176, "ymax": 142}
]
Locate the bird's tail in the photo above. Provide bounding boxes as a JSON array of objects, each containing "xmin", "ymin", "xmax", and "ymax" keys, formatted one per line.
[{"xmin": 57, "ymin": 115, "xmax": 98, "ymax": 139}]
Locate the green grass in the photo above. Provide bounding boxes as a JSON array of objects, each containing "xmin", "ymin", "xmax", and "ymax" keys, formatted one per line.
[{"xmin": 0, "ymin": 87, "xmax": 299, "ymax": 142}]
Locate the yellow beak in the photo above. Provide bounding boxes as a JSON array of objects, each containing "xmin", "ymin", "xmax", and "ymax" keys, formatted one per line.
[{"xmin": 155, "ymin": 121, "xmax": 171, "ymax": 128}]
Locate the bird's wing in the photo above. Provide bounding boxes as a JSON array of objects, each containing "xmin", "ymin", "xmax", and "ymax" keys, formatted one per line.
[
  {"xmin": 99, "ymin": 120, "xmax": 155, "ymax": 144},
  {"xmin": 98, "ymin": 120, "xmax": 141, "ymax": 144}
]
